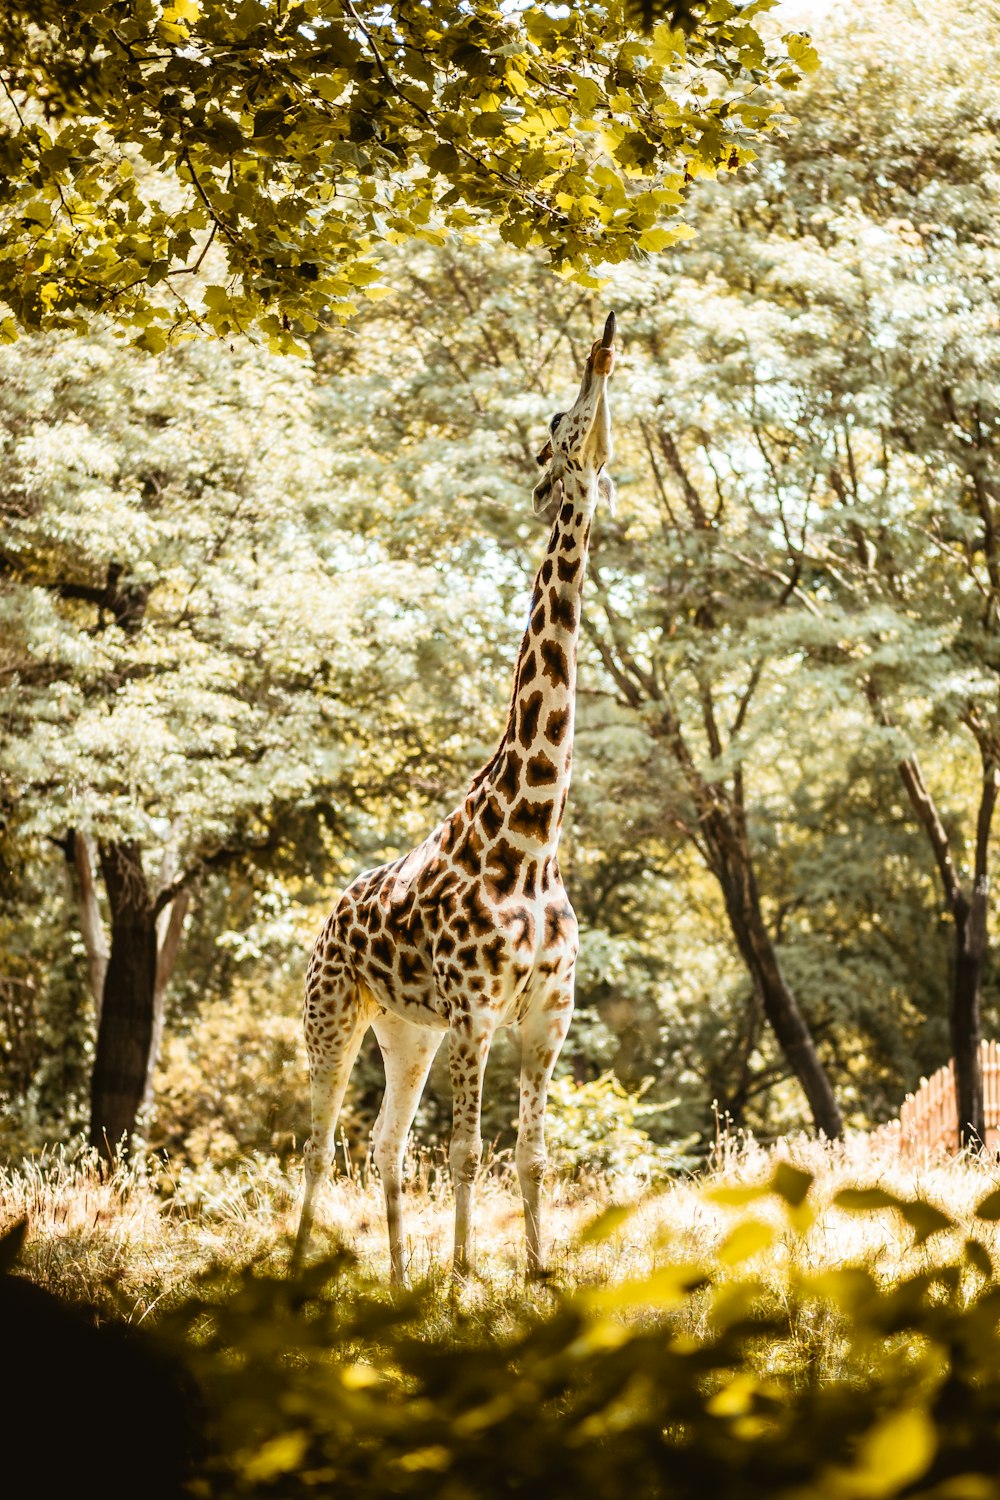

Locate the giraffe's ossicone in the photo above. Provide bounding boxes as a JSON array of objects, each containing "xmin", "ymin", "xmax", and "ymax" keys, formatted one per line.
[{"xmin": 292, "ymin": 312, "xmax": 618, "ymax": 1285}]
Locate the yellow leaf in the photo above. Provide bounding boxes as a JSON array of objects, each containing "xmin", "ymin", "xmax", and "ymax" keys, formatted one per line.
[
  {"xmin": 241, "ymin": 1432, "xmax": 309, "ymax": 1484},
  {"xmin": 834, "ymin": 1407, "xmax": 937, "ymax": 1498},
  {"xmin": 785, "ymin": 31, "xmax": 821, "ymax": 73},
  {"xmin": 706, "ymin": 1372, "xmax": 759, "ymax": 1418},
  {"xmin": 578, "ymin": 1202, "xmax": 637, "ymax": 1243},
  {"xmin": 705, "ymin": 1180, "xmax": 770, "ymax": 1208},
  {"xmin": 396, "ymin": 1447, "xmax": 452, "ymax": 1473},
  {"xmin": 638, "ymin": 224, "xmax": 697, "ymax": 252},
  {"xmin": 165, "ymin": 0, "xmax": 201, "ymax": 21},
  {"xmin": 799, "ymin": 1267, "xmax": 878, "ymax": 1314},
  {"xmin": 584, "ymin": 1264, "xmax": 705, "ymax": 1312},
  {"xmin": 715, "ymin": 1217, "xmax": 776, "ymax": 1266},
  {"xmin": 651, "ymin": 22, "xmax": 686, "ymax": 65},
  {"xmin": 38, "ymin": 282, "xmax": 60, "ymax": 310},
  {"xmin": 709, "ymin": 1279, "xmax": 767, "ymax": 1328}
]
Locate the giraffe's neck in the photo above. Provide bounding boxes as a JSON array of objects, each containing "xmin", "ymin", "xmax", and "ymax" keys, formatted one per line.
[{"xmin": 474, "ymin": 475, "xmax": 596, "ymax": 860}]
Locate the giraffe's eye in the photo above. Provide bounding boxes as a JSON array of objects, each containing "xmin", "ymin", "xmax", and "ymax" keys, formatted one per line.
[{"xmin": 549, "ymin": 412, "xmax": 565, "ymax": 435}]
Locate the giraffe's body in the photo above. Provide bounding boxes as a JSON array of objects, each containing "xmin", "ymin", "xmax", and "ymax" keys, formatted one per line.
[{"xmin": 292, "ymin": 315, "xmax": 618, "ymax": 1283}]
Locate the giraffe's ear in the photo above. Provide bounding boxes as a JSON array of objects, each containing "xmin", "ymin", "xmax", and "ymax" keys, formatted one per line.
[
  {"xmin": 532, "ymin": 472, "xmax": 563, "ymax": 522},
  {"xmin": 598, "ymin": 469, "xmax": 617, "ymax": 517}
]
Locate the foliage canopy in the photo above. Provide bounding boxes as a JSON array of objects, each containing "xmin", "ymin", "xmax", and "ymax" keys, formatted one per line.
[{"xmin": 0, "ymin": 0, "xmax": 814, "ymax": 349}]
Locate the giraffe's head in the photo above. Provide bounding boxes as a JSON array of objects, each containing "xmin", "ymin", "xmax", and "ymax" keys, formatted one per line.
[{"xmin": 533, "ymin": 311, "xmax": 617, "ymax": 523}]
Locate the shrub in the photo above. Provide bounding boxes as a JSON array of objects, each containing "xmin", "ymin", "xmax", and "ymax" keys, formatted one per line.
[
  {"xmin": 140, "ymin": 1164, "xmax": 1000, "ymax": 1498},
  {"xmin": 545, "ymin": 1071, "xmax": 693, "ymax": 1180}
]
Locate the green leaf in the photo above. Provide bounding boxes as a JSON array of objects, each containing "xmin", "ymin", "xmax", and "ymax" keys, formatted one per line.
[
  {"xmin": 965, "ymin": 1238, "xmax": 994, "ymax": 1276},
  {"xmin": 974, "ymin": 1187, "xmax": 1000, "ymax": 1220},
  {"xmin": 899, "ymin": 1200, "xmax": 954, "ymax": 1245},
  {"xmin": 833, "ymin": 1186, "xmax": 904, "ymax": 1212},
  {"xmin": 769, "ymin": 1162, "xmax": 814, "ymax": 1208}
]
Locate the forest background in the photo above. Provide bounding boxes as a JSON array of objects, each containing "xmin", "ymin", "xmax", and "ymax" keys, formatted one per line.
[{"xmin": 2, "ymin": 0, "xmax": 998, "ymax": 1182}]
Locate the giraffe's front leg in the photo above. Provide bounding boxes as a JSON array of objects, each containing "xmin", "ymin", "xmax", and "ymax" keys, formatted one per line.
[
  {"xmin": 448, "ymin": 1017, "xmax": 496, "ymax": 1281},
  {"xmin": 371, "ymin": 1012, "xmax": 443, "ymax": 1288},
  {"xmin": 516, "ymin": 985, "xmax": 574, "ymax": 1278}
]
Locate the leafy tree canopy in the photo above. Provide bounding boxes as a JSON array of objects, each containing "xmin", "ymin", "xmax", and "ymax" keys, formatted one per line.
[
  {"xmin": 0, "ymin": 330, "xmax": 483, "ymax": 879},
  {"xmin": 0, "ymin": 0, "xmax": 815, "ymax": 351}
]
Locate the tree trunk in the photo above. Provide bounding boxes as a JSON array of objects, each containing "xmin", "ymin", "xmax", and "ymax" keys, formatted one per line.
[
  {"xmin": 868, "ymin": 701, "xmax": 998, "ymax": 1155},
  {"xmin": 718, "ymin": 856, "xmax": 845, "ymax": 1140},
  {"xmin": 145, "ymin": 888, "xmax": 190, "ymax": 1106},
  {"xmin": 63, "ymin": 830, "xmax": 109, "ymax": 1014},
  {"xmin": 89, "ymin": 841, "xmax": 158, "ymax": 1160},
  {"xmin": 651, "ymin": 697, "xmax": 844, "ymax": 1139},
  {"xmin": 951, "ymin": 888, "xmax": 987, "ymax": 1148}
]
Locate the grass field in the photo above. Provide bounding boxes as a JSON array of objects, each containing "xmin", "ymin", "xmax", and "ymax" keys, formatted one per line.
[
  {"xmin": 7, "ymin": 1131, "xmax": 1000, "ymax": 1498},
  {"xmin": 5, "ymin": 1128, "xmax": 1000, "ymax": 1316}
]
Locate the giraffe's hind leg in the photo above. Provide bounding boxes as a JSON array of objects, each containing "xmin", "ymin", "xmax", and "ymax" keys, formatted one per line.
[
  {"xmin": 291, "ymin": 960, "xmax": 370, "ymax": 1274},
  {"xmin": 371, "ymin": 1011, "xmax": 444, "ymax": 1287},
  {"xmin": 516, "ymin": 984, "xmax": 574, "ymax": 1277},
  {"xmin": 449, "ymin": 1014, "xmax": 499, "ymax": 1281}
]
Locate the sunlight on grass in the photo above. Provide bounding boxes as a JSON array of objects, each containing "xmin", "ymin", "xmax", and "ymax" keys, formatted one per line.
[
  {"xmin": 5, "ymin": 1128, "xmax": 1000, "ymax": 1323},
  {"xmin": 9, "ymin": 1128, "xmax": 1000, "ymax": 1498}
]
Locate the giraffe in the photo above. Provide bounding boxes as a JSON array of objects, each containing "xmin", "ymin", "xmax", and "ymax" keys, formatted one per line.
[{"xmin": 291, "ymin": 312, "xmax": 618, "ymax": 1284}]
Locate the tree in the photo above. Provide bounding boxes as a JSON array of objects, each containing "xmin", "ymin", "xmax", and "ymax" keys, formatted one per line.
[
  {"xmin": 0, "ymin": 329, "xmax": 482, "ymax": 1154},
  {"xmin": 662, "ymin": 0, "xmax": 1000, "ymax": 1146},
  {"xmin": 0, "ymin": 0, "xmax": 815, "ymax": 347}
]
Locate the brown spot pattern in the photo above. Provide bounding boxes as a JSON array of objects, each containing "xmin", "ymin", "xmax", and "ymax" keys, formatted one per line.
[
  {"xmin": 545, "ymin": 706, "xmax": 569, "ymax": 746},
  {"xmin": 479, "ymin": 795, "xmax": 504, "ymax": 841},
  {"xmin": 485, "ymin": 836, "xmax": 522, "ymax": 898},
  {"xmin": 497, "ymin": 751, "xmax": 521, "ymax": 803},
  {"xmin": 466, "ymin": 885, "xmax": 495, "ymax": 936},
  {"xmin": 454, "ymin": 823, "xmax": 484, "ymax": 877},
  {"xmin": 540, "ymin": 639, "xmax": 569, "ymax": 687},
  {"xmin": 481, "ymin": 936, "xmax": 506, "ymax": 975},
  {"xmin": 518, "ymin": 694, "xmax": 543, "ymax": 750},
  {"xmin": 399, "ymin": 950, "xmax": 425, "ymax": 987},
  {"xmin": 525, "ymin": 751, "xmax": 558, "ymax": 788},
  {"xmin": 544, "ymin": 901, "xmax": 575, "ymax": 947},
  {"xmin": 548, "ymin": 589, "xmax": 577, "ymax": 633},
  {"xmin": 504, "ymin": 908, "xmax": 535, "ymax": 950},
  {"xmin": 509, "ymin": 796, "xmax": 554, "ymax": 843}
]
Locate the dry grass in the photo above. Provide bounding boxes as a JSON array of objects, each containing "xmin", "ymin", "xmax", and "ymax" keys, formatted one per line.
[{"xmin": 4, "ymin": 1128, "xmax": 1000, "ymax": 1328}]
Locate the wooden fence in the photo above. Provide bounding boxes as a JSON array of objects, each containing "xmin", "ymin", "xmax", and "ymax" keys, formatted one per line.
[{"xmin": 874, "ymin": 1039, "xmax": 1000, "ymax": 1158}]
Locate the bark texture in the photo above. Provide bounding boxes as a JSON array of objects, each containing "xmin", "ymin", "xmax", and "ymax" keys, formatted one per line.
[{"xmin": 89, "ymin": 840, "xmax": 158, "ymax": 1158}]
